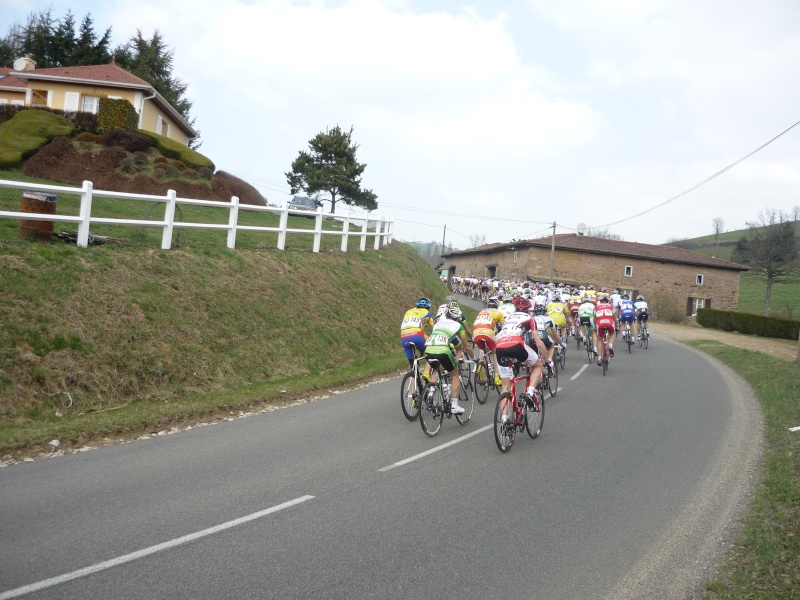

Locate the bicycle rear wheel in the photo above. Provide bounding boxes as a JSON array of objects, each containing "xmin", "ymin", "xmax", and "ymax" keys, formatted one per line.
[
  {"xmin": 400, "ymin": 371, "xmax": 421, "ymax": 421},
  {"xmin": 525, "ymin": 391, "xmax": 544, "ymax": 439},
  {"xmin": 644, "ymin": 327, "xmax": 649, "ymax": 349},
  {"xmin": 494, "ymin": 392, "xmax": 516, "ymax": 452},
  {"xmin": 548, "ymin": 364, "xmax": 558, "ymax": 397},
  {"xmin": 626, "ymin": 328, "xmax": 633, "ymax": 353},
  {"xmin": 602, "ymin": 350, "xmax": 608, "ymax": 376},
  {"xmin": 419, "ymin": 384, "xmax": 444, "ymax": 437},
  {"xmin": 559, "ymin": 346, "xmax": 566, "ymax": 370},
  {"xmin": 456, "ymin": 374, "xmax": 474, "ymax": 425},
  {"xmin": 474, "ymin": 361, "xmax": 490, "ymax": 405}
]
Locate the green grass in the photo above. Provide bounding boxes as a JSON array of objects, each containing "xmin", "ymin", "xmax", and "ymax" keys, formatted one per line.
[
  {"xmin": 0, "ymin": 109, "xmax": 74, "ymax": 168},
  {"xmin": 0, "ymin": 241, "xmax": 450, "ymax": 453},
  {"xmin": 138, "ymin": 130, "xmax": 215, "ymax": 171},
  {"xmin": 689, "ymin": 342, "xmax": 800, "ymax": 599}
]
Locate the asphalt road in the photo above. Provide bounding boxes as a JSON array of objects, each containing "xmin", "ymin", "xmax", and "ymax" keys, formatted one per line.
[{"xmin": 0, "ymin": 303, "xmax": 762, "ymax": 600}]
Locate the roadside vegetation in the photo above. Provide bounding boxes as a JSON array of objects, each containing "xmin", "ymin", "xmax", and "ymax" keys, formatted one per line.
[
  {"xmin": 0, "ymin": 240, "xmax": 448, "ymax": 456},
  {"xmin": 691, "ymin": 342, "xmax": 799, "ymax": 599}
]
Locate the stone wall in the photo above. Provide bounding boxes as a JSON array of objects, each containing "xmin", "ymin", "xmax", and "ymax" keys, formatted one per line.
[{"xmin": 443, "ymin": 245, "xmax": 742, "ymax": 315}]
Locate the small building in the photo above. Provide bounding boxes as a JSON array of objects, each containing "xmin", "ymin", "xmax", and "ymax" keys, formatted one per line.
[
  {"xmin": 0, "ymin": 56, "xmax": 196, "ymax": 145},
  {"xmin": 442, "ymin": 234, "xmax": 750, "ymax": 317}
]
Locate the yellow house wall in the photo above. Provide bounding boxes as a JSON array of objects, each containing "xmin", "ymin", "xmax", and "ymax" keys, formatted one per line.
[
  {"xmin": 0, "ymin": 90, "xmax": 26, "ymax": 104},
  {"xmin": 12, "ymin": 80, "xmax": 190, "ymax": 145}
]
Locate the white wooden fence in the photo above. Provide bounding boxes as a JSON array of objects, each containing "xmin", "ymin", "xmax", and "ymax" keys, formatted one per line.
[{"xmin": 0, "ymin": 178, "xmax": 394, "ymax": 251}]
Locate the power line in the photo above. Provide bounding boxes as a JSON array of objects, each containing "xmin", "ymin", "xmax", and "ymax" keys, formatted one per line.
[{"xmin": 593, "ymin": 117, "xmax": 800, "ymax": 229}]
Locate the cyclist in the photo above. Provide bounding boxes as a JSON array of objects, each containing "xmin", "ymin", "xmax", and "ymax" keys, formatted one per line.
[
  {"xmin": 594, "ymin": 292, "xmax": 616, "ymax": 364},
  {"xmin": 400, "ymin": 297, "xmax": 434, "ymax": 370},
  {"xmin": 532, "ymin": 304, "xmax": 563, "ymax": 371},
  {"xmin": 424, "ymin": 305, "xmax": 474, "ymax": 415},
  {"xmin": 472, "ymin": 297, "xmax": 505, "ymax": 387},
  {"xmin": 619, "ymin": 293, "xmax": 636, "ymax": 340},
  {"xmin": 610, "ymin": 288, "xmax": 622, "ymax": 330},
  {"xmin": 497, "ymin": 292, "xmax": 517, "ymax": 320},
  {"xmin": 495, "ymin": 297, "xmax": 547, "ymax": 402},
  {"xmin": 546, "ymin": 294, "xmax": 570, "ymax": 341},
  {"xmin": 577, "ymin": 294, "xmax": 597, "ymax": 354},
  {"xmin": 634, "ymin": 295, "xmax": 650, "ymax": 340}
]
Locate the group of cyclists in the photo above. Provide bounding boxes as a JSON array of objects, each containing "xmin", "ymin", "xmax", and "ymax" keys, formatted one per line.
[{"xmin": 400, "ymin": 281, "xmax": 651, "ymax": 414}]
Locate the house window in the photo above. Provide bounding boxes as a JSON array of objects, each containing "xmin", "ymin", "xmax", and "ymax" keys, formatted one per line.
[
  {"xmin": 157, "ymin": 115, "xmax": 164, "ymax": 135},
  {"xmin": 81, "ymin": 96, "xmax": 99, "ymax": 114},
  {"xmin": 687, "ymin": 297, "xmax": 708, "ymax": 316},
  {"xmin": 624, "ymin": 265, "xmax": 633, "ymax": 277},
  {"xmin": 0, "ymin": 99, "xmax": 7, "ymax": 105},
  {"xmin": 11, "ymin": 100, "xmax": 24, "ymax": 106},
  {"xmin": 31, "ymin": 89, "xmax": 48, "ymax": 107},
  {"xmin": 513, "ymin": 251, "xmax": 518, "ymax": 264},
  {"xmin": 696, "ymin": 274, "xmax": 704, "ymax": 285},
  {"xmin": 166, "ymin": 123, "xmax": 172, "ymax": 138}
]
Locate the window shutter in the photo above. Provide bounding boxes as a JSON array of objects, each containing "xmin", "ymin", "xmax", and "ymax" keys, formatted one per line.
[
  {"xmin": 632, "ymin": 289, "xmax": 639, "ymax": 299},
  {"xmin": 64, "ymin": 92, "xmax": 79, "ymax": 112},
  {"xmin": 706, "ymin": 299, "xmax": 711, "ymax": 309},
  {"xmin": 686, "ymin": 296, "xmax": 694, "ymax": 316}
]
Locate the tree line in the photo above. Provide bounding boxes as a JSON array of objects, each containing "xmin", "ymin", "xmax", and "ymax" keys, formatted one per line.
[{"xmin": 0, "ymin": 8, "xmax": 199, "ymax": 147}]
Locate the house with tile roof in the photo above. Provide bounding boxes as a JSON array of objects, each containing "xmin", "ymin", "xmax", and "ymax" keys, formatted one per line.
[
  {"xmin": 0, "ymin": 56, "xmax": 196, "ymax": 145},
  {"xmin": 442, "ymin": 233, "xmax": 750, "ymax": 316}
]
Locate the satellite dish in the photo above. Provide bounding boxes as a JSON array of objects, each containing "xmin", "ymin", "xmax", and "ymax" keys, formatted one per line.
[
  {"xmin": 577, "ymin": 222, "xmax": 587, "ymax": 236},
  {"xmin": 13, "ymin": 58, "xmax": 26, "ymax": 71}
]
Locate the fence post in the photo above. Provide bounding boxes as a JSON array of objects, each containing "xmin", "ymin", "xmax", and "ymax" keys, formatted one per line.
[
  {"xmin": 360, "ymin": 217, "xmax": 368, "ymax": 252},
  {"xmin": 227, "ymin": 196, "xmax": 239, "ymax": 249},
  {"xmin": 76, "ymin": 180, "xmax": 93, "ymax": 248},
  {"xmin": 374, "ymin": 217, "xmax": 382, "ymax": 250},
  {"xmin": 340, "ymin": 209, "xmax": 351, "ymax": 252},
  {"xmin": 277, "ymin": 204, "xmax": 289, "ymax": 250},
  {"xmin": 386, "ymin": 218, "xmax": 394, "ymax": 244},
  {"xmin": 313, "ymin": 206, "xmax": 323, "ymax": 253},
  {"xmin": 161, "ymin": 189, "xmax": 177, "ymax": 250}
]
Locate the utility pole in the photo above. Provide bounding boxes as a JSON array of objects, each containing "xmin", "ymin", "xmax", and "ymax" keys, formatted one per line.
[
  {"xmin": 549, "ymin": 222, "xmax": 556, "ymax": 283},
  {"xmin": 440, "ymin": 224, "xmax": 447, "ymax": 262}
]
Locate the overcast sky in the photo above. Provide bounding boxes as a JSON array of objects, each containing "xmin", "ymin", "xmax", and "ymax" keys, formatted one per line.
[{"xmin": 3, "ymin": 0, "xmax": 799, "ymax": 248}]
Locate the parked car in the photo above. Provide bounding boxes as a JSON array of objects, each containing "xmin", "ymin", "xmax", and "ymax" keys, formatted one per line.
[{"xmin": 287, "ymin": 196, "xmax": 320, "ymax": 217}]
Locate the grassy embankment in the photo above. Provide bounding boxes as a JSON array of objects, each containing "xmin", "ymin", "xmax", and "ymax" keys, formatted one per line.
[
  {"xmin": 691, "ymin": 342, "xmax": 799, "ymax": 599},
  {"xmin": 0, "ymin": 238, "xmax": 454, "ymax": 455}
]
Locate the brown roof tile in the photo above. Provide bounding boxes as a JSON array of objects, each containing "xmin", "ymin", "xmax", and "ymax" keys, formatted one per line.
[
  {"xmin": 11, "ymin": 63, "xmax": 151, "ymax": 87},
  {"xmin": 448, "ymin": 233, "xmax": 749, "ymax": 271},
  {"xmin": 0, "ymin": 68, "xmax": 26, "ymax": 90}
]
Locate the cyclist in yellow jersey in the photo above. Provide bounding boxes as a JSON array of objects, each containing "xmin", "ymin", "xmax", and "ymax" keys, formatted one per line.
[
  {"xmin": 400, "ymin": 297, "xmax": 435, "ymax": 375},
  {"xmin": 472, "ymin": 297, "xmax": 505, "ymax": 386},
  {"xmin": 546, "ymin": 298, "xmax": 569, "ymax": 337}
]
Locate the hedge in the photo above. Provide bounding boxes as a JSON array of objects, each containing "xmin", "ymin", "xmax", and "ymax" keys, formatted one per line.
[
  {"xmin": 696, "ymin": 308, "xmax": 800, "ymax": 340},
  {"xmin": 0, "ymin": 109, "xmax": 75, "ymax": 169},
  {"xmin": 138, "ymin": 130, "xmax": 215, "ymax": 172},
  {"xmin": 98, "ymin": 98, "xmax": 138, "ymax": 132}
]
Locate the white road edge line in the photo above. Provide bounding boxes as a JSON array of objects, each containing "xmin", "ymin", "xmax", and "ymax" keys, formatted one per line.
[
  {"xmin": 570, "ymin": 364, "xmax": 589, "ymax": 381},
  {"xmin": 379, "ymin": 425, "xmax": 493, "ymax": 472},
  {"xmin": 0, "ymin": 495, "xmax": 315, "ymax": 600}
]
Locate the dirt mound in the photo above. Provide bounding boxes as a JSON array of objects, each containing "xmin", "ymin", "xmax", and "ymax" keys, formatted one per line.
[{"xmin": 22, "ymin": 136, "xmax": 266, "ymax": 206}]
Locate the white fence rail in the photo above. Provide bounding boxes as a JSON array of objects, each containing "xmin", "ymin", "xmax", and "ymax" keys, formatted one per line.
[{"xmin": 0, "ymin": 178, "xmax": 394, "ymax": 251}]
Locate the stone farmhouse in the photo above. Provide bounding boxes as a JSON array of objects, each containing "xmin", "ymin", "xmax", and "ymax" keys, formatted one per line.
[
  {"xmin": 0, "ymin": 56, "xmax": 196, "ymax": 145},
  {"xmin": 443, "ymin": 233, "xmax": 750, "ymax": 317}
]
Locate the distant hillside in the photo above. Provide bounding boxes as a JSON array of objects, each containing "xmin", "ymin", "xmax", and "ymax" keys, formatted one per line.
[{"xmin": 662, "ymin": 221, "xmax": 800, "ymax": 263}]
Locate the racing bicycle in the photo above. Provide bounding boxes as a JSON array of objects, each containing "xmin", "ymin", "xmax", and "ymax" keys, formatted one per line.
[
  {"xmin": 419, "ymin": 358, "xmax": 475, "ymax": 437},
  {"xmin": 493, "ymin": 358, "xmax": 544, "ymax": 453}
]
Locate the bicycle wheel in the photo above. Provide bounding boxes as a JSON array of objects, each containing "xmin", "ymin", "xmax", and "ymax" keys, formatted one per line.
[
  {"xmin": 419, "ymin": 383, "xmax": 444, "ymax": 437},
  {"xmin": 494, "ymin": 392, "xmax": 516, "ymax": 453},
  {"xmin": 455, "ymin": 374, "xmax": 474, "ymax": 425},
  {"xmin": 559, "ymin": 346, "xmax": 566, "ymax": 370},
  {"xmin": 644, "ymin": 327, "xmax": 649, "ymax": 349},
  {"xmin": 400, "ymin": 371, "xmax": 421, "ymax": 421},
  {"xmin": 548, "ymin": 363, "xmax": 558, "ymax": 397},
  {"xmin": 626, "ymin": 328, "xmax": 633, "ymax": 353},
  {"xmin": 525, "ymin": 391, "xmax": 544, "ymax": 439},
  {"xmin": 474, "ymin": 361, "xmax": 490, "ymax": 405},
  {"xmin": 602, "ymin": 350, "xmax": 608, "ymax": 376}
]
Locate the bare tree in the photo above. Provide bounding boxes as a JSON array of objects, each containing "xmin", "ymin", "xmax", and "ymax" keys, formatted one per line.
[
  {"xmin": 712, "ymin": 217, "xmax": 724, "ymax": 241},
  {"xmin": 732, "ymin": 208, "xmax": 800, "ymax": 315},
  {"xmin": 792, "ymin": 205, "xmax": 800, "ymax": 221},
  {"xmin": 585, "ymin": 227, "xmax": 623, "ymax": 240},
  {"xmin": 468, "ymin": 233, "xmax": 487, "ymax": 248}
]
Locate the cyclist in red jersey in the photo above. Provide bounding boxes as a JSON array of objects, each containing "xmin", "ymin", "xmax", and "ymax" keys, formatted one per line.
[{"xmin": 594, "ymin": 291, "xmax": 616, "ymax": 365}]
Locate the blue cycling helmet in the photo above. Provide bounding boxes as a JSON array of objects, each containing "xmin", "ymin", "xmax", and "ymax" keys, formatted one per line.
[{"xmin": 416, "ymin": 297, "xmax": 431, "ymax": 309}]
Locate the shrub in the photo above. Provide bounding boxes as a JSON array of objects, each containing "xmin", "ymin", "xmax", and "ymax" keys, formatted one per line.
[
  {"xmin": 64, "ymin": 110, "xmax": 99, "ymax": 134},
  {"xmin": 132, "ymin": 151, "xmax": 149, "ymax": 166},
  {"xmin": 97, "ymin": 98, "xmax": 139, "ymax": 132},
  {"xmin": 102, "ymin": 130, "xmax": 155, "ymax": 153},
  {"xmin": 183, "ymin": 168, "xmax": 199, "ymax": 179},
  {"xmin": 696, "ymin": 308, "xmax": 800, "ymax": 340},
  {"xmin": 650, "ymin": 290, "xmax": 684, "ymax": 323},
  {"xmin": 154, "ymin": 155, "xmax": 170, "ymax": 165},
  {"xmin": 198, "ymin": 166, "xmax": 213, "ymax": 179},
  {"xmin": 137, "ymin": 130, "xmax": 215, "ymax": 171},
  {"xmin": 0, "ymin": 104, "xmax": 26, "ymax": 125},
  {"xmin": 0, "ymin": 109, "xmax": 74, "ymax": 168},
  {"xmin": 119, "ymin": 156, "xmax": 138, "ymax": 174},
  {"xmin": 76, "ymin": 132, "xmax": 98, "ymax": 142}
]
